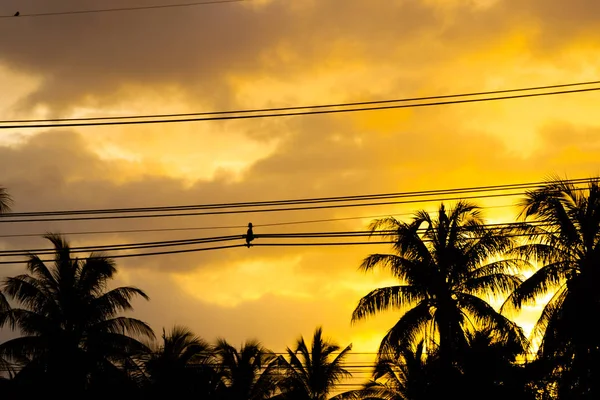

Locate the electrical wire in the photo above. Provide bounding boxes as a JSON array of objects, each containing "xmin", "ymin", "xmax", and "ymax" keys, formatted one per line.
[
  {"xmin": 0, "ymin": 184, "xmax": 533, "ymax": 217},
  {"xmin": 1, "ymin": 80, "xmax": 598, "ymax": 124},
  {"xmin": 1, "ymin": 177, "xmax": 578, "ymax": 217},
  {"xmin": 0, "ymin": 178, "xmax": 591, "ymax": 223},
  {"xmin": 0, "ymin": 222, "xmax": 556, "ymax": 264},
  {"xmin": 1, "ymin": 0, "xmax": 246, "ymax": 19},
  {"xmin": 0, "ymin": 190, "xmax": 580, "ymax": 224},
  {"xmin": 0, "ymin": 202, "xmax": 519, "ymax": 239},
  {"xmin": 0, "ymin": 235, "xmax": 243, "ymax": 256},
  {"xmin": 1, "ymin": 87, "xmax": 598, "ymax": 129},
  {"xmin": 0, "ymin": 243, "xmax": 246, "ymax": 264}
]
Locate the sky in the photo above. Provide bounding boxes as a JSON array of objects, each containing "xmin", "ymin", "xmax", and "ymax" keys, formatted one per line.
[{"xmin": 1, "ymin": 0, "xmax": 600, "ymax": 387}]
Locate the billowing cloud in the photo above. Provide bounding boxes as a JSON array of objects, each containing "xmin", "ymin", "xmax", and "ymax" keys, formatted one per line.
[{"xmin": 0, "ymin": 0, "xmax": 599, "ymax": 361}]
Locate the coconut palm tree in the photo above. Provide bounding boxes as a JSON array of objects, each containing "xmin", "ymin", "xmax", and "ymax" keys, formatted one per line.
[
  {"xmin": 215, "ymin": 338, "xmax": 280, "ymax": 400},
  {"xmin": 459, "ymin": 328, "xmax": 534, "ymax": 400},
  {"xmin": 0, "ymin": 234, "xmax": 154, "ymax": 396},
  {"xmin": 337, "ymin": 340, "xmax": 441, "ymax": 400},
  {"xmin": 280, "ymin": 326, "xmax": 352, "ymax": 400},
  {"xmin": 352, "ymin": 201, "xmax": 526, "ymax": 383},
  {"xmin": 0, "ymin": 185, "xmax": 11, "ymax": 214},
  {"xmin": 504, "ymin": 177, "xmax": 600, "ymax": 398},
  {"xmin": 0, "ymin": 186, "xmax": 12, "ymax": 377},
  {"xmin": 144, "ymin": 325, "xmax": 220, "ymax": 397}
]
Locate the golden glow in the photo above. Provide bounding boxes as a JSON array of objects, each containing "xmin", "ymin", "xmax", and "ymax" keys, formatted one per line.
[
  {"xmin": 172, "ymin": 256, "xmax": 314, "ymax": 307},
  {"xmin": 1, "ymin": 0, "xmax": 599, "ymax": 358}
]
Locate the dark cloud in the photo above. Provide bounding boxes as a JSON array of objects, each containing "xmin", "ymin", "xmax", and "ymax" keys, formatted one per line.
[
  {"xmin": 1, "ymin": 0, "xmax": 597, "ymax": 120},
  {"xmin": 0, "ymin": 0, "xmax": 437, "ymax": 114}
]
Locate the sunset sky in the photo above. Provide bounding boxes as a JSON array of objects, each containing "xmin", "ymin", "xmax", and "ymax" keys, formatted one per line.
[{"xmin": 0, "ymin": 0, "xmax": 599, "ymax": 381}]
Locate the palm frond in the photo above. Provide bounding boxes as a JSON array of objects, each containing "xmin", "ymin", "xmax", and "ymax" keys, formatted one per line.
[
  {"xmin": 378, "ymin": 301, "xmax": 432, "ymax": 356},
  {"xmin": 2, "ymin": 275, "xmax": 51, "ymax": 314},
  {"xmin": 0, "ymin": 186, "xmax": 12, "ymax": 214},
  {"xmin": 250, "ymin": 355, "xmax": 283, "ymax": 400},
  {"xmin": 25, "ymin": 255, "xmax": 57, "ymax": 290},
  {"xmin": 86, "ymin": 330, "xmax": 151, "ymax": 357},
  {"xmin": 162, "ymin": 325, "xmax": 210, "ymax": 363},
  {"xmin": 325, "ymin": 343, "xmax": 353, "ymax": 389},
  {"xmin": 78, "ymin": 255, "xmax": 117, "ymax": 295},
  {"xmin": 89, "ymin": 286, "xmax": 149, "ymax": 321},
  {"xmin": 461, "ymin": 228, "xmax": 516, "ymax": 270},
  {"xmin": 468, "ymin": 259, "xmax": 531, "ymax": 279},
  {"xmin": 456, "ymin": 293, "xmax": 527, "ymax": 349},
  {"xmin": 0, "ymin": 290, "xmax": 8, "ymax": 308},
  {"xmin": 0, "ymin": 335, "xmax": 47, "ymax": 360},
  {"xmin": 41, "ymin": 234, "xmax": 74, "ymax": 284},
  {"xmin": 530, "ymin": 286, "xmax": 568, "ymax": 355},
  {"xmin": 369, "ymin": 216, "xmax": 431, "ymax": 263},
  {"xmin": 283, "ymin": 327, "xmax": 352, "ymax": 400},
  {"xmin": 368, "ymin": 217, "xmax": 402, "ymax": 236},
  {"xmin": 352, "ymin": 285, "xmax": 426, "ymax": 322},
  {"xmin": 360, "ymin": 254, "xmax": 429, "ymax": 287},
  {"xmin": 459, "ymin": 273, "xmax": 523, "ymax": 298},
  {"xmin": 0, "ymin": 308, "xmax": 55, "ymax": 335},
  {"xmin": 509, "ymin": 241, "xmax": 568, "ymax": 266},
  {"xmin": 502, "ymin": 261, "xmax": 570, "ymax": 310},
  {"xmin": 91, "ymin": 316, "xmax": 155, "ymax": 339}
]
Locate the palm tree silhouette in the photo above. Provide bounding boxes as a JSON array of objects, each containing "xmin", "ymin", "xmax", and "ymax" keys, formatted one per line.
[
  {"xmin": 0, "ymin": 186, "xmax": 15, "ymax": 386},
  {"xmin": 338, "ymin": 340, "xmax": 440, "ymax": 400},
  {"xmin": 0, "ymin": 186, "xmax": 12, "ymax": 214},
  {"xmin": 144, "ymin": 325, "xmax": 220, "ymax": 397},
  {"xmin": 505, "ymin": 177, "xmax": 600, "ymax": 398},
  {"xmin": 280, "ymin": 326, "xmax": 352, "ymax": 400},
  {"xmin": 0, "ymin": 234, "xmax": 154, "ymax": 396},
  {"xmin": 352, "ymin": 201, "xmax": 525, "ymax": 389},
  {"xmin": 214, "ymin": 338, "xmax": 280, "ymax": 400},
  {"xmin": 459, "ymin": 328, "xmax": 534, "ymax": 400}
]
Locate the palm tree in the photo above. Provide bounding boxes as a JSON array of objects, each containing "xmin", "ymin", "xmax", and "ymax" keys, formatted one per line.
[
  {"xmin": 0, "ymin": 186, "xmax": 13, "ymax": 373},
  {"xmin": 352, "ymin": 201, "xmax": 525, "ymax": 384},
  {"xmin": 504, "ymin": 177, "xmax": 600, "ymax": 398},
  {"xmin": 338, "ymin": 340, "xmax": 440, "ymax": 400},
  {"xmin": 215, "ymin": 338, "xmax": 280, "ymax": 400},
  {"xmin": 144, "ymin": 325, "xmax": 220, "ymax": 397},
  {"xmin": 280, "ymin": 326, "xmax": 352, "ymax": 400},
  {"xmin": 0, "ymin": 234, "xmax": 154, "ymax": 396},
  {"xmin": 459, "ymin": 328, "xmax": 534, "ymax": 400},
  {"xmin": 0, "ymin": 185, "xmax": 11, "ymax": 214}
]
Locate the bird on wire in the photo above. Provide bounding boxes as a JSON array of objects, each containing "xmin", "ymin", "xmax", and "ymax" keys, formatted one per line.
[{"xmin": 245, "ymin": 222, "xmax": 255, "ymax": 248}]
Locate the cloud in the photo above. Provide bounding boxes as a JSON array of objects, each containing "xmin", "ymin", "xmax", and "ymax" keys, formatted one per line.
[
  {"xmin": 0, "ymin": 0, "xmax": 432, "ymax": 113},
  {"xmin": 1, "ymin": 0, "xmax": 600, "ymax": 353}
]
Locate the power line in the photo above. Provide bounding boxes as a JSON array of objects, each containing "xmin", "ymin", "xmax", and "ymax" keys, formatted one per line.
[
  {"xmin": 2, "ymin": 80, "xmax": 598, "ymax": 124},
  {"xmin": 0, "ymin": 224, "xmax": 245, "ymax": 238},
  {"xmin": 0, "ymin": 222, "xmax": 556, "ymax": 264},
  {"xmin": 0, "ymin": 179, "xmax": 557, "ymax": 217},
  {"xmin": 0, "ymin": 243, "xmax": 246, "ymax": 264},
  {"xmin": 0, "ymin": 190, "xmax": 579, "ymax": 224},
  {"xmin": 0, "ymin": 177, "xmax": 591, "ymax": 223},
  {"xmin": 0, "ymin": 235, "xmax": 243, "ymax": 257},
  {"xmin": 1, "ymin": 0, "xmax": 246, "ymax": 19},
  {"xmin": 0, "ymin": 242, "xmax": 394, "ymax": 264},
  {"xmin": 1, "ymin": 87, "xmax": 599, "ymax": 130},
  {"xmin": 0, "ymin": 203, "xmax": 518, "ymax": 239},
  {"xmin": 0, "ymin": 227, "xmax": 494, "ymax": 256}
]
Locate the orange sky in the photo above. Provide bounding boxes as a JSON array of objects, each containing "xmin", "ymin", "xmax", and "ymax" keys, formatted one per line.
[{"xmin": 1, "ymin": 0, "xmax": 600, "ymax": 387}]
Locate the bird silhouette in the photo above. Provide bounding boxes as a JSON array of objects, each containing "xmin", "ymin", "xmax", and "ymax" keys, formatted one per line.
[
  {"xmin": 14, "ymin": 11, "xmax": 20, "ymax": 16},
  {"xmin": 245, "ymin": 222, "xmax": 254, "ymax": 248}
]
